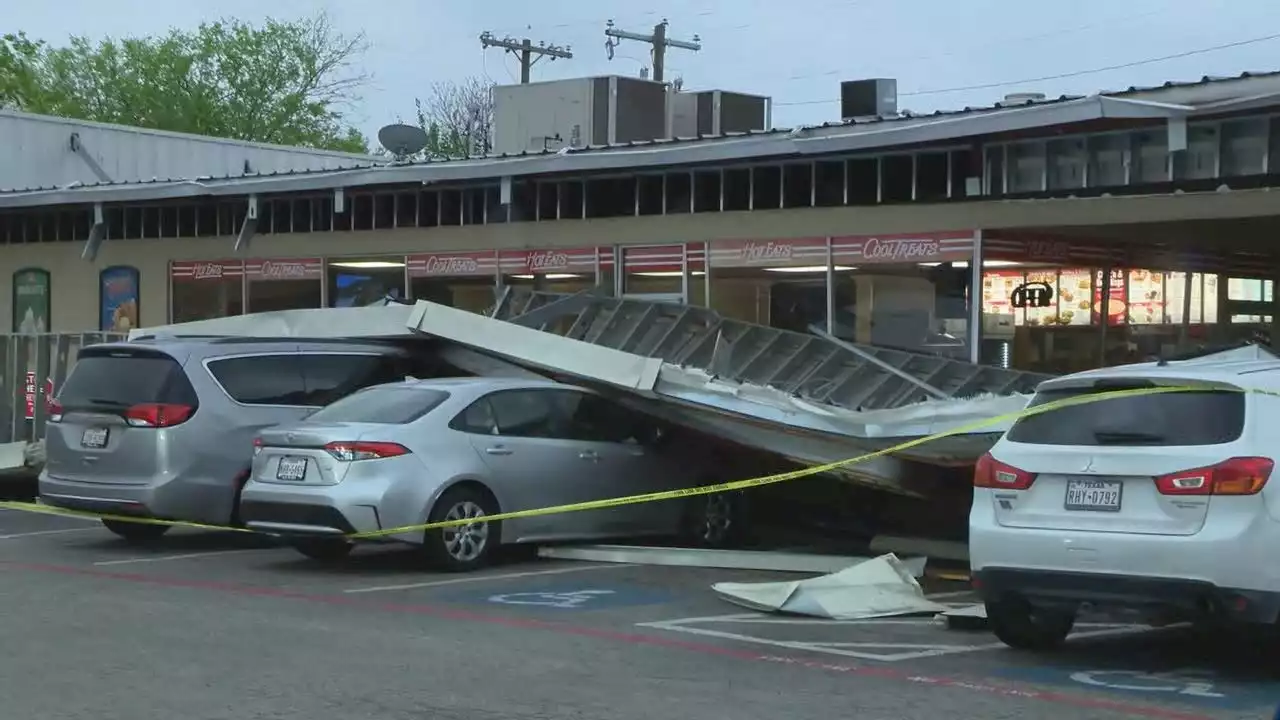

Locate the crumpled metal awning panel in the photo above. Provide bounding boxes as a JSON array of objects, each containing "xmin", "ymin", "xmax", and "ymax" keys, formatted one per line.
[{"xmin": 494, "ymin": 288, "xmax": 1052, "ymax": 413}]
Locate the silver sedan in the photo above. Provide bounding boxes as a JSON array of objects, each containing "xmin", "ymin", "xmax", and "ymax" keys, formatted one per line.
[{"xmin": 238, "ymin": 377, "xmax": 746, "ymax": 571}]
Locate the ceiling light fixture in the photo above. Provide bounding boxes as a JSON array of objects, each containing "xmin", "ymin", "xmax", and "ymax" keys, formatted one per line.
[
  {"xmin": 764, "ymin": 265, "xmax": 855, "ymax": 273},
  {"xmin": 328, "ymin": 260, "xmax": 406, "ymax": 269}
]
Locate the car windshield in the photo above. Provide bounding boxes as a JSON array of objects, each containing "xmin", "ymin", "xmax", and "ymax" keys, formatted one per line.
[
  {"xmin": 304, "ymin": 385, "xmax": 448, "ymax": 424},
  {"xmin": 58, "ymin": 348, "xmax": 197, "ymax": 409},
  {"xmin": 1006, "ymin": 382, "xmax": 1245, "ymax": 446}
]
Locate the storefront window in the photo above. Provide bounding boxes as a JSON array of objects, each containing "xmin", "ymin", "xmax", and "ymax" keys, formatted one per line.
[
  {"xmin": 833, "ymin": 232, "xmax": 974, "ymax": 358},
  {"xmin": 245, "ymin": 258, "xmax": 322, "ymax": 313},
  {"xmin": 325, "ymin": 256, "xmax": 405, "ymax": 307},
  {"xmin": 170, "ymin": 260, "xmax": 243, "ymax": 323},
  {"xmin": 707, "ymin": 238, "xmax": 830, "ymax": 330},
  {"xmin": 499, "ymin": 247, "xmax": 597, "ymax": 296},
  {"xmin": 407, "ymin": 252, "xmax": 498, "ymax": 313},
  {"xmin": 620, "ymin": 245, "xmax": 689, "ymax": 301}
]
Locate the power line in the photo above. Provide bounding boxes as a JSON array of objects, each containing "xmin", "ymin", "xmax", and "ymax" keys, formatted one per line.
[
  {"xmin": 774, "ymin": 31, "xmax": 1280, "ymax": 108},
  {"xmin": 604, "ymin": 19, "xmax": 701, "ymax": 83}
]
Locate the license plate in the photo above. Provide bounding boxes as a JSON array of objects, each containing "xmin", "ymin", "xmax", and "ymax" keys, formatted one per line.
[
  {"xmin": 276, "ymin": 457, "xmax": 307, "ymax": 481},
  {"xmin": 81, "ymin": 427, "xmax": 109, "ymax": 449},
  {"xmin": 1064, "ymin": 478, "xmax": 1123, "ymax": 512}
]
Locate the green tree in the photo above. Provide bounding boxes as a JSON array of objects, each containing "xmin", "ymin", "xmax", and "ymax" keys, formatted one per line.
[{"xmin": 1, "ymin": 15, "xmax": 371, "ymax": 153}]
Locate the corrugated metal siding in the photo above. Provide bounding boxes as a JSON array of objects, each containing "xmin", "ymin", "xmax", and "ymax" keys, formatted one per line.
[{"xmin": 0, "ymin": 111, "xmax": 378, "ymax": 191}]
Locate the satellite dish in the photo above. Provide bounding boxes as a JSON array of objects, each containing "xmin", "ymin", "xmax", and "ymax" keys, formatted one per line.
[{"xmin": 377, "ymin": 123, "xmax": 429, "ymax": 159}]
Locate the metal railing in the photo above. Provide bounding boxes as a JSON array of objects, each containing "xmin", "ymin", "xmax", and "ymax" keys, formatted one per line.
[{"xmin": 1, "ymin": 332, "xmax": 126, "ymax": 445}]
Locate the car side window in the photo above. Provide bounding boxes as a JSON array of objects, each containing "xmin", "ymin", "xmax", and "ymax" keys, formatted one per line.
[
  {"xmin": 299, "ymin": 353, "xmax": 405, "ymax": 407},
  {"xmin": 450, "ymin": 397, "xmax": 498, "ymax": 435},
  {"xmin": 554, "ymin": 391, "xmax": 638, "ymax": 444},
  {"xmin": 207, "ymin": 354, "xmax": 307, "ymax": 406},
  {"xmin": 487, "ymin": 390, "xmax": 564, "ymax": 439}
]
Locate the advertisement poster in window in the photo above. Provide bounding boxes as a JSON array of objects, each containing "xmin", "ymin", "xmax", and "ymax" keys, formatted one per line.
[
  {"xmin": 100, "ymin": 265, "xmax": 140, "ymax": 332},
  {"xmin": 1055, "ymin": 269, "xmax": 1093, "ymax": 326},
  {"xmin": 1093, "ymin": 269, "xmax": 1128, "ymax": 326},
  {"xmin": 1126, "ymin": 269, "xmax": 1166, "ymax": 325},
  {"xmin": 12, "ymin": 268, "xmax": 50, "ymax": 334}
]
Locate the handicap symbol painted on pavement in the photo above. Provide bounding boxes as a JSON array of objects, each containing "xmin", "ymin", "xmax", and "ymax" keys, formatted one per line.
[
  {"xmin": 994, "ymin": 665, "xmax": 1280, "ymax": 710},
  {"xmin": 450, "ymin": 583, "xmax": 672, "ymax": 611},
  {"xmin": 488, "ymin": 589, "xmax": 617, "ymax": 609}
]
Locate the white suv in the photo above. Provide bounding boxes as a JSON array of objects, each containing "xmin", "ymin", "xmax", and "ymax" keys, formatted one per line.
[{"xmin": 969, "ymin": 354, "xmax": 1280, "ymax": 650}]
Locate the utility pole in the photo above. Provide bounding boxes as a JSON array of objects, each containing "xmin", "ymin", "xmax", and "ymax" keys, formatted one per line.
[
  {"xmin": 604, "ymin": 19, "xmax": 701, "ymax": 84},
  {"xmin": 479, "ymin": 31, "xmax": 573, "ymax": 84}
]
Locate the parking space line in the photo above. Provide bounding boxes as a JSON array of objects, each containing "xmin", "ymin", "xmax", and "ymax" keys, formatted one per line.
[
  {"xmin": 343, "ymin": 562, "xmax": 635, "ymax": 594},
  {"xmin": 93, "ymin": 549, "xmax": 264, "ymax": 566},
  {"xmin": 0, "ymin": 527, "xmax": 100, "ymax": 540}
]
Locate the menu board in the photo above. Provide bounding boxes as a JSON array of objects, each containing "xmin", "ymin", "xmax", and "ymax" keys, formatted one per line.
[
  {"xmin": 1165, "ymin": 272, "xmax": 1205, "ymax": 324},
  {"xmin": 981, "ymin": 271, "xmax": 1025, "ymax": 324},
  {"xmin": 1093, "ymin": 269, "xmax": 1127, "ymax": 326},
  {"xmin": 1023, "ymin": 270, "xmax": 1059, "ymax": 326},
  {"xmin": 1126, "ymin": 269, "xmax": 1165, "ymax": 324},
  {"xmin": 1055, "ymin": 269, "xmax": 1092, "ymax": 326}
]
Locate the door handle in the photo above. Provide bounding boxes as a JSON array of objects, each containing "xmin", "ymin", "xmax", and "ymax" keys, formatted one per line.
[
  {"xmin": 578, "ymin": 450, "xmax": 600, "ymax": 461},
  {"xmin": 485, "ymin": 446, "xmax": 513, "ymax": 456}
]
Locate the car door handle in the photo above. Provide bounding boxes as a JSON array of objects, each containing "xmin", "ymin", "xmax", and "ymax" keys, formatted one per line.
[
  {"xmin": 485, "ymin": 446, "xmax": 513, "ymax": 456},
  {"xmin": 578, "ymin": 450, "xmax": 600, "ymax": 461}
]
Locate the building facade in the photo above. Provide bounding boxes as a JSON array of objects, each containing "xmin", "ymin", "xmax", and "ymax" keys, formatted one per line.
[{"xmin": 4, "ymin": 72, "xmax": 1280, "ymax": 375}]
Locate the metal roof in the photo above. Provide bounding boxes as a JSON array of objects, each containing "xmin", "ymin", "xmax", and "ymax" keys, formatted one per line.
[{"xmin": 3, "ymin": 71, "xmax": 1279, "ymax": 209}]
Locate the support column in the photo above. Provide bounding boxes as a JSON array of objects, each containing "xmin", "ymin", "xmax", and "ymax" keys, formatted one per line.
[{"xmin": 968, "ymin": 229, "xmax": 984, "ymax": 364}]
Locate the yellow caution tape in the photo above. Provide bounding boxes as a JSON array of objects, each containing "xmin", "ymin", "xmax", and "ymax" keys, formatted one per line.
[{"xmin": 0, "ymin": 383, "xmax": 1262, "ymax": 539}]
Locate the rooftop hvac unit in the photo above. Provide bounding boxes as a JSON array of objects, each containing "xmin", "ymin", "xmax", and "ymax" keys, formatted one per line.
[{"xmin": 841, "ymin": 79, "xmax": 898, "ymax": 120}]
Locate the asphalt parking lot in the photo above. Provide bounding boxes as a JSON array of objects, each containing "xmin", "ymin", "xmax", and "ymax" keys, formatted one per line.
[{"xmin": 2, "ymin": 506, "xmax": 1278, "ymax": 720}]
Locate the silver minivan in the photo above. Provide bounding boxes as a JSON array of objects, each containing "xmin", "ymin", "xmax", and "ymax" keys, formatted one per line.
[{"xmin": 38, "ymin": 337, "xmax": 417, "ymax": 542}]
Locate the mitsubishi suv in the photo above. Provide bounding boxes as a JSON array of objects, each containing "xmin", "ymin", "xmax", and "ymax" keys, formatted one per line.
[
  {"xmin": 970, "ymin": 355, "xmax": 1280, "ymax": 650},
  {"xmin": 39, "ymin": 337, "xmax": 420, "ymax": 543}
]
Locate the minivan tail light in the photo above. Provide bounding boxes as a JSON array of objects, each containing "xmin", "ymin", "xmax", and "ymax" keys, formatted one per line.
[
  {"xmin": 123, "ymin": 403, "xmax": 194, "ymax": 428},
  {"xmin": 323, "ymin": 441, "xmax": 410, "ymax": 462},
  {"xmin": 1154, "ymin": 457, "xmax": 1273, "ymax": 496},
  {"xmin": 48, "ymin": 399, "xmax": 63, "ymax": 424},
  {"xmin": 974, "ymin": 452, "xmax": 1037, "ymax": 490}
]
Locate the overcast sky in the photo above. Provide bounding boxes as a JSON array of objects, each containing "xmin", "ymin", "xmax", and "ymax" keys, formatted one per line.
[{"xmin": 8, "ymin": 0, "xmax": 1280, "ymax": 143}]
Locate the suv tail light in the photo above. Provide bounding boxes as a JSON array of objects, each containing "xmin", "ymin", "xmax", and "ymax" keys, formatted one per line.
[
  {"xmin": 123, "ymin": 403, "xmax": 194, "ymax": 428},
  {"xmin": 48, "ymin": 399, "xmax": 64, "ymax": 424},
  {"xmin": 323, "ymin": 441, "xmax": 410, "ymax": 462},
  {"xmin": 974, "ymin": 452, "xmax": 1037, "ymax": 490},
  {"xmin": 1154, "ymin": 457, "xmax": 1273, "ymax": 496}
]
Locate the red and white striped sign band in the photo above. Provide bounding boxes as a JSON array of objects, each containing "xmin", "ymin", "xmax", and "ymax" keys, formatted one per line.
[
  {"xmin": 498, "ymin": 247, "xmax": 597, "ymax": 274},
  {"xmin": 244, "ymin": 258, "xmax": 322, "ymax": 281},
  {"xmin": 407, "ymin": 252, "xmax": 498, "ymax": 278},
  {"xmin": 832, "ymin": 232, "xmax": 974, "ymax": 265},
  {"xmin": 599, "ymin": 244, "xmax": 707, "ymax": 272},
  {"xmin": 984, "ymin": 234, "xmax": 1117, "ymax": 265},
  {"xmin": 708, "ymin": 238, "xmax": 827, "ymax": 268},
  {"xmin": 170, "ymin": 260, "xmax": 244, "ymax": 282}
]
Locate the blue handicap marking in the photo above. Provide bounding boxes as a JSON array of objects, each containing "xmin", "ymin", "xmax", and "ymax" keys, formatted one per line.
[
  {"xmin": 994, "ymin": 665, "xmax": 1280, "ymax": 710},
  {"xmin": 455, "ymin": 582, "xmax": 672, "ymax": 611}
]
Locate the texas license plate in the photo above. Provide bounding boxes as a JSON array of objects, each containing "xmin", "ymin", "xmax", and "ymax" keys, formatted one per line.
[
  {"xmin": 276, "ymin": 457, "xmax": 307, "ymax": 481},
  {"xmin": 81, "ymin": 427, "xmax": 109, "ymax": 449},
  {"xmin": 1064, "ymin": 478, "xmax": 1123, "ymax": 512}
]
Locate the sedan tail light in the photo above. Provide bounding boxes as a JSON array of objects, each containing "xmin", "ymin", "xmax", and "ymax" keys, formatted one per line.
[
  {"xmin": 974, "ymin": 452, "xmax": 1037, "ymax": 490},
  {"xmin": 1154, "ymin": 457, "xmax": 1273, "ymax": 496},
  {"xmin": 323, "ymin": 441, "xmax": 410, "ymax": 462},
  {"xmin": 124, "ymin": 403, "xmax": 194, "ymax": 428},
  {"xmin": 48, "ymin": 399, "xmax": 64, "ymax": 424}
]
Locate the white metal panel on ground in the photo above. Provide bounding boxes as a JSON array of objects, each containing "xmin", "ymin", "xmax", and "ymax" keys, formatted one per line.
[{"xmin": 0, "ymin": 109, "xmax": 377, "ymax": 191}]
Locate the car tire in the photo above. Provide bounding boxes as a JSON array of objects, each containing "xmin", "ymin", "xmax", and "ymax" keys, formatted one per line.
[
  {"xmin": 422, "ymin": 485, "xmax": 500, "ymax": 573},
  {"xmin": 101, "ymin": 518, "xmax": 170, "ymax": 544},
  {"xmin": 682, "ymin": 490, "xmax": 749, "ymax": 548},
  {"xmin": 293, "ymin": 538, "xmax": 354, "ymax": 563},
  {"xmin": 986, "ymin": 597, "xmax": 1075, "ymax": 651}
]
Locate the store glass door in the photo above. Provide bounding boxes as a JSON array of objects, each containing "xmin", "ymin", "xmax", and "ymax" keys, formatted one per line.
[{"xmin": 618, "ymin": 244, "xmax": 691, "ymax": 304}]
